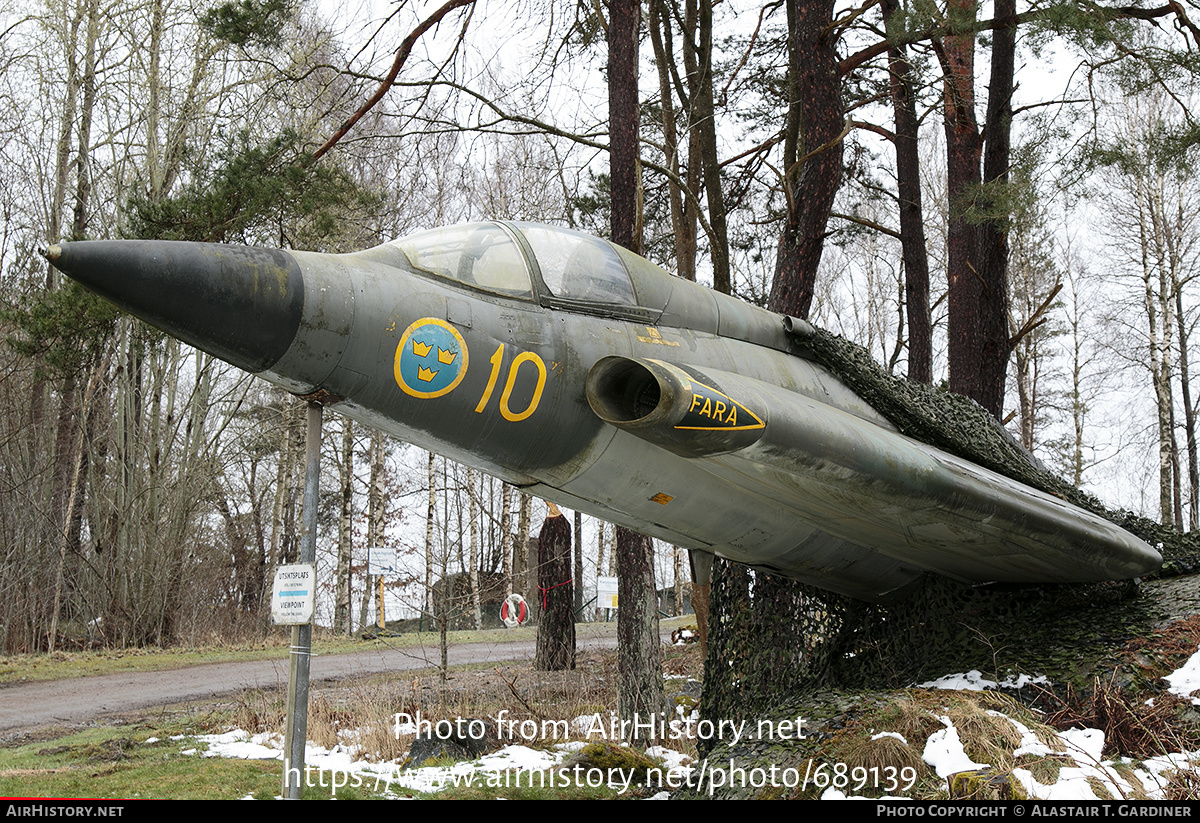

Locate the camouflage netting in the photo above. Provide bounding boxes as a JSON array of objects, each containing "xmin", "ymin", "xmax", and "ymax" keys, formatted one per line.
[
  {"xmin": 803, "ymin": 326, "xmax": 1200, "ymax": 573},
  {"xmin": 698, "ymin": 327, "xmax": 1200, "ymax": 747}
]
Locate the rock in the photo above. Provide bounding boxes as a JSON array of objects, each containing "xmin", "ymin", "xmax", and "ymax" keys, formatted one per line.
[{"xmin": 405, "ymin": 717, "xmax": 504, "ymax": 769}]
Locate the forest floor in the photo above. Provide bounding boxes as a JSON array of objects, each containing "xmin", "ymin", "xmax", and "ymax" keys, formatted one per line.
[
  {"xmin": 0, "ymin": 627, "xmax": 703, "ymax": 800},
  {"xmin": 2, "ymin": 584, "xmax": 1200, "ymax": 800}
]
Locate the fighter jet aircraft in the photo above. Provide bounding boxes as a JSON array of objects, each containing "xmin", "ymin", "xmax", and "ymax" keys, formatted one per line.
[{"xmin": 43, "ymin": 221, "xmax": 1161, "ymax": 601}]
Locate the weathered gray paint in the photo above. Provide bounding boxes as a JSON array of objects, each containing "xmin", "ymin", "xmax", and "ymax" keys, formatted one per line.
[{"xmin": 44, "ymin": 222, "xmax": 1161, "ymax": 603}]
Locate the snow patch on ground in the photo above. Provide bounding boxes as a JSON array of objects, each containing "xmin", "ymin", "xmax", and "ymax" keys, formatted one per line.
[
  {"xmin": 1164, "ymin": 646, "xmax": 1200, "ymax": 704},
  {"xmin": 915, "ymin": 669, "xmax": 1050, "ymax": 692},
  {"xmin": 184, "ymin": 652, "xmax": 1200, "ymax": 800}
]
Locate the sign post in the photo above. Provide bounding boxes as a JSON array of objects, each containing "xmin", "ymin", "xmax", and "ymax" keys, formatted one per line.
[
  {"xmin": 368, "ymin": 546, "xmax": 397, "ymax": 630},
  {"xmin": 597, "ymin": 575, "xmax": 618, "ymax": 616},
  {"xmin": 280, "ymin": 401, "xmax": 322, "ymax": 800},
  {"xmin": 272, "ymin": 564, "xmax": 315, "ymax": 625}
]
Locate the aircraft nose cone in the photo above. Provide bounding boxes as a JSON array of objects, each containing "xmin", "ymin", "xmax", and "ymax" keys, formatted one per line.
[{"xmin": 43, "ymin": 240, "xmax": 304, "ymax": 374}]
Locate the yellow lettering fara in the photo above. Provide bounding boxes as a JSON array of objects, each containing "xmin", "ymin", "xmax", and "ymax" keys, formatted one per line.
[
  {"xmin": 700, "ymin": 397, "xmax": 712, "ymax": 418},
  {"xmin": 726, "ymin": 405, "xmax": 737, "ymax": 425},
  {"xmin": 713, "ymin": 401, "xmax": 726, "ymax": 419},
  {"xmin": 689, "ymin": 393, "xmax": 703, "ymax": 412}
]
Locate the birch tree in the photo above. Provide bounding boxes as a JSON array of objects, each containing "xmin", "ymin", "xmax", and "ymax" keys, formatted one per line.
[{"xmin": 1095, "ymin": 91, "xmax": 1200, "ymax": 527}]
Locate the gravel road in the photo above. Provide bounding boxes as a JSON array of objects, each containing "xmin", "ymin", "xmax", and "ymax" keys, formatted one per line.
[{"xmin": 0, "ymin": 632, "xmax": 624, "ymax": 734}]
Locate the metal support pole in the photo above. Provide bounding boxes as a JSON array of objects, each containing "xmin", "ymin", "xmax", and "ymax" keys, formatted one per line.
[{"xmin": 282, "ymin": 401, "xmax": 323, "ymax": 800}]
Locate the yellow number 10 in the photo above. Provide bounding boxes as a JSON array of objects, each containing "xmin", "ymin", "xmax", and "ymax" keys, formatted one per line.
[{"xmin": 474, "ymin": 345, "xmax": 547, "ymax": 422}]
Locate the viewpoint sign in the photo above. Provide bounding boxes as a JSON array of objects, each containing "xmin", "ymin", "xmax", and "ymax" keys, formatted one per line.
[
  {"xmin": 597, "ymin": 575, "xmax": 618, "ymax": 610},
  {"xmin": 271, "ymin": 563, "xmax": 315, "ymax": 625}
]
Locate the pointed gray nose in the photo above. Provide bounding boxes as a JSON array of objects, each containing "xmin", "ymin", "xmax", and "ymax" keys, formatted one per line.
[{"xmin": 43, "ymin": 240, "xmax": 304, "ymax": 374}]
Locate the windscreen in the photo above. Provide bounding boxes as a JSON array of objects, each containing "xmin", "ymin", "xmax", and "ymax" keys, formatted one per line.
[
  {"xmin": 393, "ymin": 223, "xmax": 533, "ymax": 298},
  {"xmin": 516, "ymin": 224, "xmax": 636, "ymax": 306}
]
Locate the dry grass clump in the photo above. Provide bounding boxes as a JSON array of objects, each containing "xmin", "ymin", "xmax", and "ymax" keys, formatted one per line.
[
  {"xmin": 946, "ymin": 696, "xmax": 1025, "ymax": 763},
  {"xmin": 839, "ymin": 730, "xmax": 928, "ymax": 777},
  {"xmin": 305, "ymin": 687, "xmax": 414, "ymax": 763},
  {"xmin": 834, "ymin": 688, "xmax": 1084, "ymax": 798},
  {"xmin": 217, "ymin": 649, "xmax": 705, "ymax": 767},
  {"xmin": 231, "ymin": 688, "xmax": 284, "ymax": 732},
  {"xmin": 1121, "ymin": 615, "xmax": 1200, "ymax": 672},
  {"xmin": 947, "ymin": 692, "xmax": 1077, "ymax": 790},
  {"xmin": 870, "ymin": 693, "xmax": 943, "ymax": 744},
  {"xmin": 827, "ymin": 694, "xmax": 942, "ymax": 796},
  {"xmin": 1163, "ymin": 764, "xmax": 1200, "ymax": 800},
  {"xmin": 980, "ymin": 692, "xmax": 1065, "ymax": 755},
  {"xmin": 1044, "ymin": 676, "xmax": 1200, "ymax": 760}
]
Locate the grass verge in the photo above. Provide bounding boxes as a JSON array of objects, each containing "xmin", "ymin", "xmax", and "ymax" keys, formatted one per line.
[
  {"xmin": 0, "ymin": 619, "xmax": 655, "ymax": 686},
  {"xmin": 0, "ymin": 638, "xmax": 701, "ymax": 800}
]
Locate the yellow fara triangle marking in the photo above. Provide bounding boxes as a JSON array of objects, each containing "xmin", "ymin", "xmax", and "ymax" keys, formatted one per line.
[
  {"xmin": 412, "ymin": 340, "xmax": 432, "ymax": 357},
  {"xmin": 675, "ymin": 384, "xmax": 764, "ymax": 431},
  {"xmin": 437, "ymin": 347, "xmax": 456, "ymax": 365},
  {"xmin": 417, "ymin": 366, "xmax": 439, "ymax": 382}
]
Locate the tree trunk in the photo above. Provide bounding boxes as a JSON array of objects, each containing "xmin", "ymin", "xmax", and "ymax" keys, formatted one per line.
[
  {"xmin": 70, "ymin": 0, "xmax": 100, "ymax": 241},
  {"xmin": 649, "ymin": 0, "xmax": 696, "ymax": 281},
  {"xmin": 574, "ymin": 509, "xmax": 583, "ymax": 614},
  {"xmin": 681, "ymin": 0, "xmax": 728, "ymax": 291},
  {"xmin": 1174, "ymin": 286, "xmax": 1198, "ymax": 529},
  {"xmin": 1014, "ymin": 341, "xmax": 1037, "ymax": 452},
  {"xmin": 769, "ymin": 0, "xmax": 843, "ymax": 317},
  {"xmin": 883, "ymin": 0, "xmax": 932, "ymax": 383},
  {"xmin": 1064, "ymin": 275, "xmax": 1088, "ymax": 487},
  {"xmin": 516, "ymin": 492, "xmax": 532, "ymax": 609},
  {"xmin": 334, "ymin": 420, "xmax": 353, "ymax": 635},
  {"xmin": 535, "ymin": 509, "xmax": 575, "ymax": 670},
  {"xmin": 468, "ymin": 468, "xmax": 481, "ymax": 629},
  {"xmin": 609, "ymin": 0, "xmax": 664, "ymax": 739},
  {"xmin": 940, "ymin": 0, "xmax": 1014, "ymax": 418},
  {"xmin": 977, "ymin": 0, "xmax": 1017, "ymax": 417},
  {"xmin": 1139, "ymin": 191, "xmax": 1177, "ymax": 526},
  {"xmin": 500, "ymin": 482, "xmax": 513, "ymax": 596},
  {"xmin": 689, "ymin": 549, "xmax": 711, "ymax": 655},
  {"xmin": 616, "ymin": 527, "xmax": 663, "ymax": 741},
  {"xmin": 609, "ymin": 0, "xmax": 642, "ymax": 255},
  {"xmin": 672, "ymin": 545, "xmax": 683, "ymax": 616},
  {"xmin": 424, "ymin": 451, "xmax": 436, "ymax": 618},
  {"xmin": 941, "ymin": 0, "xmax": 985, "ymax": 411},
  {"xmin": 594, "ymin": 521, "xmax": 606, "ymax": 621},
  {"xmin": 363, "ymin": 429, "xmax": 385, "ymax": 633}
]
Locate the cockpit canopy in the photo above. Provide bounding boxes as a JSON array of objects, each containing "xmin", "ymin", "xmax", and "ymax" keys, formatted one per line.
[
  {"xmin": 384, "ymin": 219, "xmax": 793, "ymax": 355},
  {"xmin": 392, "ymin": 221, "xmax": 637, "ymax": 307}
]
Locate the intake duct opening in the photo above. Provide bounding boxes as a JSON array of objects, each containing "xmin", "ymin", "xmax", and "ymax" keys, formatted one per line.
[{"xmin": 587, "ymin": 357, "xmax": 662, "ymax": 424}]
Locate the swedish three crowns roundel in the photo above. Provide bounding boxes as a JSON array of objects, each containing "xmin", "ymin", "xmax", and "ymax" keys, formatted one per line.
[{"xmin": 394, "ymin": 318, "xmax": 469, "ymax": 399}]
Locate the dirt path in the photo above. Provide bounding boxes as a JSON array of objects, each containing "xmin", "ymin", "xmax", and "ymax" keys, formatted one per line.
[{"xmin": 0, "ymin": 632, "xmax": 625, "ymax": 735}]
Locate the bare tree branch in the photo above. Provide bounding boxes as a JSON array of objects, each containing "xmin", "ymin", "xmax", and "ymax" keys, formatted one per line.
[
  {"xmin": 1010, "ymin": 282, "xmax": 1064, "ymax": 348},
  {"xmin": 310, "ymin": 0, "xmax": 476, "ymax": 163},
  {"xmin": 404, "ymin": 78, "xmax": 723, "ymax": 253},
  {"xmin": 840, "ymin": 1, "xmax": 1200, "ymax": 76},
  {"xmin": 831, "ymin": 210, "xmax": 902, "ymax": 240}
]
